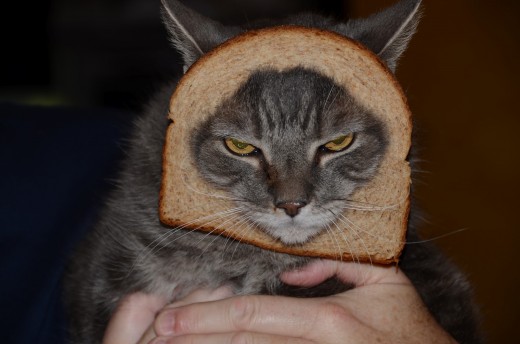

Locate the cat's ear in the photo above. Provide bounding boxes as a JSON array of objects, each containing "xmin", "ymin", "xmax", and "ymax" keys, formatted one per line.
[
  {"xmin": 160, "ymin": 0, "xmax": 242, "ymax": 72},
  {"xmin": 341, "ymin": 0, "xmax": 422, "ymax": 72}
]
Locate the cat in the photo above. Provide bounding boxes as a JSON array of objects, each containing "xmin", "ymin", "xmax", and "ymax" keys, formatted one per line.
[{"xmin": 64, "ymin": 0, "xmax": 482, "ymax": 343}]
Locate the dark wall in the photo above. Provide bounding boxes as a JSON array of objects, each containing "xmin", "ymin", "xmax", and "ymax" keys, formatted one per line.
[
  {"xmin": 353, "ymin": 1, "xmax": 520, "ymax": 342},
  {"xmin": 1, "ymin": 0, "xmax": 346, "ymax": 110}
]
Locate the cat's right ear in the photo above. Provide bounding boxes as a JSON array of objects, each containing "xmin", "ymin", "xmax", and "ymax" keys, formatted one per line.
[
  {"xmin": 161, "ymin": 0, "xmax": 242, "ymax": 72},
  {"xmin": 341, "ymin": 0, "xmax": 422, "ymax": 72}
]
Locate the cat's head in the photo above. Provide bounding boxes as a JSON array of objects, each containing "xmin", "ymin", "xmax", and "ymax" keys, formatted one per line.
[{"xmin": 161, "ymin": 0, "xmax": 421, "ymax": 245}]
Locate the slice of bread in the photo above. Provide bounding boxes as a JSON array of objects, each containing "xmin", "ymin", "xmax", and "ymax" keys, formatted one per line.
[{"xmin": 160, "ymin": 26, "xmax": 411, "ymax": 264}]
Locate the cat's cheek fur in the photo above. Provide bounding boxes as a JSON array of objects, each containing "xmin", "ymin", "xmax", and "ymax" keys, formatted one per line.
[
  {"xmin": 195, "ymin": 143, "xmax": 249, "ymax": 187},
  {"xmin": 196, "ymin": 146, "xmax": 274, "ymax": 208}
]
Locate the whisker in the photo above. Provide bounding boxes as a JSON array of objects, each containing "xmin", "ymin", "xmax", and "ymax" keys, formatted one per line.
[
  {"xmin": 341, "ymin": 199, "xmax": 406, "ymax": 211},
  {"xmin": 207, "ymin": 210, "xmax": 260, "ymax": 259},
  {"xmin": 334, "ymin": 212, "xmax": 374, "ymax": 268},
  {"xmin": 155, "ymin": 209, "xmax": 244, "ymax": 256},
  {"xmin": 196, "ymin": 212, "xmax": 247, "ymax": 259},
  {"xmin": 337, "ymin": 212, "xmax": 469, "ymax": 248},
  {"xmin": 338, "ymin": 211, "xmax": 400, "ymax": 245},
  {"xmin": 220, "ymin": 213, "xmax": 256, "ymax": 259},
  {"xmin": 341, "ymin": 204, "xmax": 398, "ymax": 212},
  {"xmin": 328, "ymin": 217, "xmax": 368, "ymax": 285},
  {"xmin": 328, "ymin": 218, "xmax": 350, "ymax": 263},
  {"xmin": 229, "ymin": 216, "xmax": 257, "ymax": 260},
  {"xmin": 406, "ymin": 228, "xmax": 470, "ymax": 244},
  {"xmin": 313, "ymin": 205, "xmax": 349, "ymax": 261},
  {"xmin": 187, "ymin": 207, "xmax": 271, "ymax": 260},
  {"xmin": 150, "ymin": 208, "xmax": 243, "ymax": 253},
  {"xmin": 322, "ymin": 84, "xmax": 336, "ymax": 115},
  {"xmin": 314, "ymin": 205, "xmax": 351, "ymax": 262},
  {"xmin": 126, "ymin": 208, "xmax": 244, "ymax": 277},
  {"xmin": 324, "ymin": 223, "xmax": 343, "ymax": 262},
  {"xmin": 323, "ymin": 86, "xmax": 341, "ymax": 118}
]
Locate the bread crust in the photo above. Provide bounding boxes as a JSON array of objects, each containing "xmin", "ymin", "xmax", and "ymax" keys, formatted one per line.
[{"xmin": 160, "ymin": 26, "xmax": 412, "ymax": 264}]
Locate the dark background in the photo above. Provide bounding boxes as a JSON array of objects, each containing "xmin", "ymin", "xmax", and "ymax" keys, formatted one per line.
[{"xmin": 1, "ymin": 0, "xmax": 519, "ymax": 342}]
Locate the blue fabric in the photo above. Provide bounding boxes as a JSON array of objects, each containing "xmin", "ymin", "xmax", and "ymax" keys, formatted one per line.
[{"xmin": 0, "ymin": 103, "xmax": 135, "ymax": 344}]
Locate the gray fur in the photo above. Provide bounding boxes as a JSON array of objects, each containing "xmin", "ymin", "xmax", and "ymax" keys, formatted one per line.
[
  {"xmin": 64, "ymin": 1, "xmax": 482, "ymax": 343},
  {"xmin": 341, "ymin": 0, "xmax": 422, "ymax": 71},
  {"xmin": 161, "ymin": 0, "xmax": 422, "ymax": 72},
  {"xmin": 160, "ymin": 0, "xmax": 243, "ymax": 71},
  {"xmin": 192, "ymin": 68, "xmax": 387, "ymax": 244}
]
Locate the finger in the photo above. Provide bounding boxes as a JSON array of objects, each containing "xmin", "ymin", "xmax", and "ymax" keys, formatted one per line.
[
  {"xmin": 165, "ymin": 285, "xmax": 234, "ymax": 310},
  {"xmin": 280, "ymin": 259, "xmax": 340, "ymax": 286},
  {"xmin": 103, "ymin": 292, "xmax": 168, "ymax": 344},
  {"xmin": 281, "ymin": 260, "xmax": 410, "ymax": 287},
  {"xmin": 139, "ymin": 325, "xmax": 157, "ymax": 344},
  {"xmin": 333, "ymin": 262, "xmax": 410, "ymax": 286},
  {"xmin": 141, "ymin": 287, "xmax": 232, "ymax": 344},
  {"xmin": 154, "ymin": 294, "xmax": 356, "ymax": 341},
  {"xmin": 150, "ymin": 332, "xmax": 314, "ymax": 344}
]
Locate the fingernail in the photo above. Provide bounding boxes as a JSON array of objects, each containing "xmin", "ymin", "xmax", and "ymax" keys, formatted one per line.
[{"xmin": 157, "ymin": 310, "xmax": 175, "ymax": 336}]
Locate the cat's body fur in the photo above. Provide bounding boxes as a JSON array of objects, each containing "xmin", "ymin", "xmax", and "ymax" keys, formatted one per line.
[{"xmin": 64, "ymin": 1, "xmax": 481, "ymax": 343}]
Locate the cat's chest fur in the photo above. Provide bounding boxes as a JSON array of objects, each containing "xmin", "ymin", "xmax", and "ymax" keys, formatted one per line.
[{"xmin": 115, "ymin": 225, "xmax": 310, "ymax": 300}]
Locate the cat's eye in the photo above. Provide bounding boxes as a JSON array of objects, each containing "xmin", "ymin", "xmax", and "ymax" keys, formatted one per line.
[
  {"xmin": 323, "ymin": 133, "xmax": 355, "ymax": 152},
  {"xmin": 224, "ymin": 138, "xmax": 257, "ymax": 155}
]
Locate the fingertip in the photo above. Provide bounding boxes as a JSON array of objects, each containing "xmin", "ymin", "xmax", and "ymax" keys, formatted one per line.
[
  {"xmin": 103, "ymin": 293, "xmax": 167, "ymax": 344},
  {"xmin": 211, "ymin": 284, "xmax": 235, "ymax": 299},
  {"xmin": 280, "ymin": 260, "xmax": 339, "ymax": 286},
  {"xmin": 154, "ymin": 308, "xmax": 176, "ymax": 336},
  {"xmin": 280, "ymin": 260, "xmax": 409, "ymax": 288},
  {"xmin": 335, "ymin": 262, "xmax": 411, "ymax": 286}
]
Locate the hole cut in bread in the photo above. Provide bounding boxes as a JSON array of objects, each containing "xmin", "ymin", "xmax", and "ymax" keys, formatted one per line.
[{"xmin": 160, "ymin": 26, "xmax": 411, "ymax": 264}]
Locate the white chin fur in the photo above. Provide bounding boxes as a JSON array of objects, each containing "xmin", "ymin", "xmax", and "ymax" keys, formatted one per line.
[{"xmin": 254, "ymin": 206, "xmax": 329, "ymax": 245}]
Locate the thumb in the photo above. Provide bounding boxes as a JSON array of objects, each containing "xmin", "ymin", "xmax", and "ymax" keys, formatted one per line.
[{"xmin": 102, "ymin": 293, "xmax": 167, "ymax": 344}]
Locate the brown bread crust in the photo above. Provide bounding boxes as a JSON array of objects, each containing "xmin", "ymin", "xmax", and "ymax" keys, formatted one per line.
[{"xmin": 160, "ymin": 26, "xmax": 412, "ymax": 264}]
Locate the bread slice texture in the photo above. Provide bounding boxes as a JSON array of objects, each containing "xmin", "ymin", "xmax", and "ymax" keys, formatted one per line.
[{"xmin": 160, "ymin": 26, "xmax": 411, "ymax": 264}]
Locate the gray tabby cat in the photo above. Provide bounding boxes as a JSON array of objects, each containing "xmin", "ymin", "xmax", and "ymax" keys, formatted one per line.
[{"xmin": 64, "ymin": 0, "xmax": 481, "ymax": 343}]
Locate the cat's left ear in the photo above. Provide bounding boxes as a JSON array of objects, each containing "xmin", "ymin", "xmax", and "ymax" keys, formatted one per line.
[
  {"xmin": 161, "ymin": 0, "xmax": 242, "ymax": 72},
  {"xmin": 339, "ymin": 0, "xmax": 422, "ymax": 72}
]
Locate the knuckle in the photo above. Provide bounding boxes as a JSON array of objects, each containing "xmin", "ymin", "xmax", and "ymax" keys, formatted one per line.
[
  {"xmin": 229, "ymin": 296, "xmax": 259, "ymax": 330},
  {"xmin": 316, "ymin": 302, "xmax": 354, "ymax": 332}
]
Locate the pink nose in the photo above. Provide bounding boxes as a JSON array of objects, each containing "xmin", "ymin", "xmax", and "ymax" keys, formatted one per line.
[{"xmin": 276, "ymin": 201, "xmax": 307, "ymax": 217}]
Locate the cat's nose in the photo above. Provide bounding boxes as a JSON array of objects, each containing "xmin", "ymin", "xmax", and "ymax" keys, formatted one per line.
[{"xmin": 276, "ymin": 201, "xmax": 307, "ymax": 217}]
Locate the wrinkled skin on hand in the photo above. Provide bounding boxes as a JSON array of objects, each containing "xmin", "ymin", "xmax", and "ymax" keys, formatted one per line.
[{"xmin": 103, "ymin": 260, "xmax": 456, "ymax": 344}]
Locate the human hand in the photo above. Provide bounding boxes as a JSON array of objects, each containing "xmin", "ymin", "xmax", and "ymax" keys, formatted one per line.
[
  {"xmin": 104, "ymin": 261, "xmax": 457, "ymax": 343},
  {"xmin": 102, "ymin": 292, "xmax": 166, "ymax": 344},
  {"xmin": 102, "ymin": 287, "xmax": 234, "ymax": 344}
]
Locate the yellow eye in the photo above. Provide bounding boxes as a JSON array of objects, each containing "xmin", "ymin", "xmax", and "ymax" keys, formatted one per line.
[
  {"xmin": 224, "ymin": 138, "xmax": 256, "ymax": 155},
  {"xmin": 324, "ymin": 133, "xmax": 354, "ymax": 152}
]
